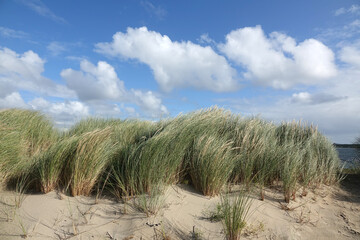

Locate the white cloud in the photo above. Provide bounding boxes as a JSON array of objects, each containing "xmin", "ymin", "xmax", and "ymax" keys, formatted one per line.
[
  {"xmin": 0, "ymin": 92, "xmax": 27, "ymax": 109},
  {"xmin": 30, "ymin": 97, "xmax": 89, "ymax": 127},
  {"xmin": 0, "ymin": 47, "xmax": 75, "ymax": 98},
  {"xmin": 47, "ymin": 41, "xmax": 67, "ymax": 56},
  {"xmin": 61, "ymin": 59, "xmax": 168, "ymax": 117},
  {"xmin": 220, "ymin": 38, "xmax": 360, "ymax": 143},
  {"xmin": 0, "ymin": 93, "xmax": 89, "ymax": 128},
  {"xmin": 131, "ymin": 90, "xmax": 168, "ymax": 117},
  {"xmin": 17, "ymin": 0, "xmax": 66, "ymax": 24},
  {"xmin": 219, "ymin": 25, "xmax": 337, "ymax": 89},
  {"xmin": 339, "ymin": 42, "xmax": 360, "ymax": 68},
  {"xmin": 61, "ymin": 60, "xmax": 126, "ymax": 101},
  {"xmin": 95, "ymin": 27, "xmax": 239, "ymax": 93},
  {"xmin": 0, "ymin": 26, "xmax": 28, "ymax": 39}
]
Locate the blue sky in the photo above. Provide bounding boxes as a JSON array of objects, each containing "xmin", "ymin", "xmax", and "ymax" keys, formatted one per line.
[{"xmin": 0, "ymin": 0, "xmax": 360, "ymax": 143}]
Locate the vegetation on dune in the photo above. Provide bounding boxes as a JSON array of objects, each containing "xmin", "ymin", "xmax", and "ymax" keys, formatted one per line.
[
  {"xmin": 0, "ymin": 107, "xmax": 341, "ymax": 204},
  {"xmin": 0, "ymin": 109, "xmax": 58, "ymax": 186},
  {"xmin": 221, "ymin": 190, "xmax": 253, "ymax": 240}
]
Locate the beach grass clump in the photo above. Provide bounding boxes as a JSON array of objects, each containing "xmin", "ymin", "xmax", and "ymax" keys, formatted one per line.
[
  {"xmin": 67, "ymin": 118, "xmax": 161, "ymax": 196},
  {"xmin": 230, "ymin": 119, "xmax": 274, "ymax": 185},
  {"xmin": 274, "ymin": 121, "xmax": 341, "ymax": 202},
  {"xmin": 188, "ymin": 135, "xmax": 235, "ymax": 196},
  {"xmin": 33, "ymin": 127, "xmax": 117, "ymax": 196},
  {"xmin": 220, "ymin": 190, "xmax": 253, "ymax": 240},
  {"xmin": 66, "ymin": 128, "xmax": 115, "ymax": 196},
  {"xmin": 0, "ymin": 109, "xmax": 57, "ymax": 155},
  {"xmin": 281, "ymin": 147, "xmax": 302, "ymax": 203},
  {"xmin": 109, "ymin": 128, "xmax": 182, "ymax": 199},
  {"xmin": 310, "ymin": 132, "xmax": 341, "ymax": 185},
  {"xmin": 33, "ymin": 136, "xmax": 79, "ymax": 193},
  {"xmin": 0, "ymin": 109, "xmax": 58, "ymax": 186}
]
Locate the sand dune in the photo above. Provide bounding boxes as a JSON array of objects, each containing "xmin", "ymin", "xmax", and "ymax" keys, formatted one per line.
[{"xmin": 0, "ymin": 176, "xmax": 359, "ymax": 240}]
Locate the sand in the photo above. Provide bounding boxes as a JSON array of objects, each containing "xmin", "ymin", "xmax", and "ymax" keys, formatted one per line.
[{"xmin": 0, "ymin": 175, "xmax": 359, "ymax": 240}]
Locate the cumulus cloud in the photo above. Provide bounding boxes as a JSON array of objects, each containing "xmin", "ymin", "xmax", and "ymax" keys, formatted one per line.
[
  {"xmin": 0, "ymin": 92, "xmax": 89, "ymax": 128},
  {"xmin": 339, "ymin": 42, "xmax": 360, "ymax": 68},
  {"xmin": 131, "ymin": 90, "xmax": 168, "ymax": 117},
  {"xmin": 95, "ymin": 27, "xmax": 239, "ymax": 92},
  {"xmin": 0, "ymin": 47, "xmax": 75, "ymax": 98},
  {"xmin": 61, "ymin": 60, "xmax": 126, "ymax": 101},
  {"xmin": 29, "ymin": 97, "xmax": 89, "ymax": 126},
  {"xmin": 0, "ymin": 92, "xmax": 27, "ymax": 109},
  {"xmin": 219, "ymin": 26, "xmax": 337, "ymax": 89},
  {"xmin": 221, "ymin": 37, "xmax": 360, "ymax": 143},
  {"xmin": 61, "ymin": 59, "xmax": 168, "ymax": 117},
  {"xmin": 216, "ymin": 32, "xmax": 360, "ymax": 143}
]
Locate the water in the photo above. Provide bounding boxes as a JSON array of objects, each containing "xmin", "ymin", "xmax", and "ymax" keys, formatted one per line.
[{"xmin": 336, "ymin": 147, "xmax": 359, "ymax": 168}]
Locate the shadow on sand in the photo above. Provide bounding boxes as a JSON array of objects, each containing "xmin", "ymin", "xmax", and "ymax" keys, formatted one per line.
[{"xmin": 335, "ymin": 173, "xmax": 360, "ymax": 204}]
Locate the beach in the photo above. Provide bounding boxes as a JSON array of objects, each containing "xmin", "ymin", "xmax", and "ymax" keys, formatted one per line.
[{"xmin": 1, "ymin": 175, "xmax": 359, "ymax": 239}]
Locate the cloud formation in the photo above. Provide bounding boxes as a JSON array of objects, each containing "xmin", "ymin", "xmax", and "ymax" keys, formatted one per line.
[
  {"xmin": 291, "ymin": 92, "xmax": 347, "ymax": 105},
  {"xmin": 0, "ymin": 92, "xmax": 27, "ymax": 109},
  {"xmin": 219, "ymin": 26, "xmax": 337, "ymax": 89},
  {"xmin": 95, "ymin": 27, "xmax": 239, "ymax": 93},
  {"xmin": 61, "ymin": 59, "xmax": 168, "ymax": 117},
  {"xmin": 0, "ymin": 47, "xmax": 74, "ymax": 98},
  {"xmin": 339, "ymin": 41, "xmax": 360, "ymax": 68},
  {"xmin": 30, "ymin": 97, "xmax": 90, "ymax": 126},
  {"xmin": 61, "ymin": 60, "xmax": 126, "ymax": 101}
]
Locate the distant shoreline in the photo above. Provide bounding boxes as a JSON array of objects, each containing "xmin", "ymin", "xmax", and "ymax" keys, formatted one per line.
[{"xmin": 334, "ymin": 143, "xmax": 360, "ymax": 148}]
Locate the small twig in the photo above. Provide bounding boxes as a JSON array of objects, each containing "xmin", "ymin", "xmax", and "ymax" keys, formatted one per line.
[
  {"xmin": 278, "ymin": 201, "xmax": 307, "ymax": 211},
  {"xmin": 106, "ymin": 231, "xmax": 114, "ymax": 239}
]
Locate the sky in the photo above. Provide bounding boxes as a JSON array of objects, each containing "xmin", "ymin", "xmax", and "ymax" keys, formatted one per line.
[{"xmin": 0, "ymin": 0, "xmax": 359, "ymax": 143}]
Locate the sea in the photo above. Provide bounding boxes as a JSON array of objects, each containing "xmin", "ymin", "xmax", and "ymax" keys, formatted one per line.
[{"xmin": 336, "ymin": 147, "xmax": 359, "ymax": 168}]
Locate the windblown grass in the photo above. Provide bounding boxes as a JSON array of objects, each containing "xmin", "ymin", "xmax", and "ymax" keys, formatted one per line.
[
  {"xmin": 0, "ymin": 109, "xmax": 58, "ymax": 187},
  {"xmin": 188, "ymin": 135, "xmax": 235, "ymax": 196},
  {"xmin": 0, "ymin": 107, "xmax": 341, "ymax": 204}
]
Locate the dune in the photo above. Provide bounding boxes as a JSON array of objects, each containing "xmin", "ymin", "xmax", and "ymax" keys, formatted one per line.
[{"xmin": 0, "ymin": 177, "xmax": 359, "ymax": 239}]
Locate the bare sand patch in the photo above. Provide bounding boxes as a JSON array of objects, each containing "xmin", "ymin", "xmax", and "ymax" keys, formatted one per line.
[{"xmin": 0, "ymin": 177, "xmax": 359, "ymax": 239}]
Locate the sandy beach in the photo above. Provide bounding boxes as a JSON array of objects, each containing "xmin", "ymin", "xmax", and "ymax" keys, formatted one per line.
[{"xmin": 1, "ymin": 174, "xmax": 359, "ymax": 240}]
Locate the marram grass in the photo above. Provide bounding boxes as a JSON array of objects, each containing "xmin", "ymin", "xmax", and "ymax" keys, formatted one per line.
[
  {"xmin": 0, "ymin": 108, "xmax": 341, "ymax": 203},
  {"xmin": 0, "ymin": 109, "xmax": 58, "ymax": 186}
]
